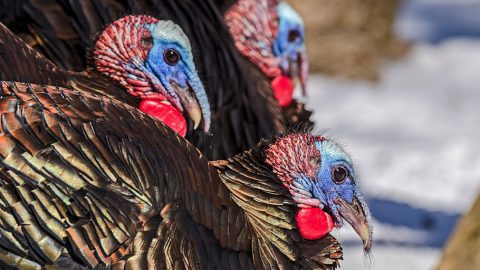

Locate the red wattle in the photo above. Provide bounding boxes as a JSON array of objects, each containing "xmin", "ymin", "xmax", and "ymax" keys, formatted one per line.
[
  {"xmin": 139, "ymin": 99, "xmax": 187, "ymax": 137},
  {"xmin": 271, "ymin": 75, "xmax": 295, "ymax": 108},
  {"xmin": 295, "ymin": 207, "xmax": 334, "ymax": 240}
]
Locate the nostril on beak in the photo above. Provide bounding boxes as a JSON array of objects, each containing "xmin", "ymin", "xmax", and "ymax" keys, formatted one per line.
[{"xmin": 353, "ymin": 199, "xmax": 362, "ymax": 213}]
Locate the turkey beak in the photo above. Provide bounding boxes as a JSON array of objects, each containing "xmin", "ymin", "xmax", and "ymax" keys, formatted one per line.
[
  {"xmin": 286, "ymin": 50, "xmax": 308, "ymax": 96},
  {"xmin": 170, "ymin": 80, "xmax": 211, "ymax": 132},
  {"xmin": 335, "ymin": 196, "xmax": 372, "ymax": 252},
  {"xmin": 298, "ymin": 50, "xmax": 308, "ymax": 96}
]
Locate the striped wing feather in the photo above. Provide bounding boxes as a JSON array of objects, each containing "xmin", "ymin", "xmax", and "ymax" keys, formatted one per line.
[{"xmin": 0, "ymin": 81, "xmax": 247, "ymax": 269}]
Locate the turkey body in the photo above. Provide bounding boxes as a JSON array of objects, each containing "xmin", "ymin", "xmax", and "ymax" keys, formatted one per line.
[{"xmin": 0, "ymin": 81, "xmax": 341, "ymax": 269}]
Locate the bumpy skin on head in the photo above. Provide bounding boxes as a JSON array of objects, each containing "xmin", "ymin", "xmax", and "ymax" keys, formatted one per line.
[
  {"xmin": 224, "ymin": 0, "xmax": 281, "ymax": 78},
  {"xmin": 265, "ymin": 133, "xmax": 373, "ymax": 251},
  {"xmin": 94, "ymin": 16, "xmax": 158, "ymax": 97},
  {"xmin": 265, "ymin": 133, "xmax": 323, "ymax": 185},
  {"xmin": 94, "ymin": 15, "xmax": 211, "ymax": 136}
]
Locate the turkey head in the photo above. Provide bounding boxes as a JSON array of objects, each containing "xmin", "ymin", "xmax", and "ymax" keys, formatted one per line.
[
  {"xmin": 94, "ymin": 15, "xmax": 211, "ymax": 136},
  {"xmin": 224, "ymin": 0, "xmax": 308, "ymax": 107},
  {"xmin": 265, "ymin": 133, "xmax": 372, "ymax": 252}
]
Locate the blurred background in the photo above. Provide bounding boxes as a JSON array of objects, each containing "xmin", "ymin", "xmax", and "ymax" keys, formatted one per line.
[{"xmin": 286, "ymin": 0, "xmax": 480, "ymax": 269}]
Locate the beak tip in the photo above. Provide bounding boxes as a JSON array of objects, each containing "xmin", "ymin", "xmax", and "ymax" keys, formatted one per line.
[
  {"xmin": 193, "ymin": 120, "xmax": 200, "ymax": 130},
  {"xmin": 363, "ymin": 239, "xmax": 372, "ymax": 253}
]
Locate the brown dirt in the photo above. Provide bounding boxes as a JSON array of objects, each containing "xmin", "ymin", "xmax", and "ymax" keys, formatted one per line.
[
  {"xmin": 437, "ymin": 195, "xmax": 480, "ymax": 270},
  {"xmin": 287, "ymin": 0, "xmax": 409, "ymax": 80}
]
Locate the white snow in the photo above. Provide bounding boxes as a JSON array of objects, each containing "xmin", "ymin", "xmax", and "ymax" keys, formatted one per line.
[
  {"xmin": 395, "ymin": 0, "xmax": 480, "ymax": 42},
  {"xmin": 333, "ymin": 219, "xmax": 429, "ymax": 246},
  {"xmin": 332, "ymin": 219, "xmax": 443, "ymax": 269},
  {"xmin": 339, "ymin": 245, "xmax": 440, "ymax": 270},
  {"xmin": 303, "ymin": 38, "xmax": 480, "ymax": 269}
]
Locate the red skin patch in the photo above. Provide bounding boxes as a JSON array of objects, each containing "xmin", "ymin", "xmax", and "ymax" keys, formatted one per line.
[
  {"xmin": 271, "ymin": 75, "xmax": 295, "ymax": 107},
  {"xmin": 139, "ymin": 99, "xmax": 187, "ymax": 137},
  {"xmin": 296, "ymin": 207, "xmax": 335, "ymax": 240}
]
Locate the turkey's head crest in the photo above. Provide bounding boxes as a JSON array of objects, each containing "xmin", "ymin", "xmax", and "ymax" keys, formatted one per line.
[
  {"xmin": 265, "ymin": 133, "xmax": 372, "ymax": 252},
  {"xmin": 94, "ymin": 15, "xmax": 211, "ymax": 136}
]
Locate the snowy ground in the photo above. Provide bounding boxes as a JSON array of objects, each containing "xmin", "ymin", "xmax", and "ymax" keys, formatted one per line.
[
  {"xmin": 396, "ymin": 0, "xmax": 480, "ymax": 43},
  {"xmin": 302, "ymin": 38, "xmax": 480, "ymax": 269}
]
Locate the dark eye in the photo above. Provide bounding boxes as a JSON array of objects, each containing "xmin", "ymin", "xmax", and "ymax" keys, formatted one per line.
[
  {"xmin": 164, "ymin": 49, "xmax": 181, "ymax": 65},
  {"xmin": 333, "ymin": 166, "xmax": 348, "ymax": 184},
  {"xmin": 288, "ymin": 30, "xmax": 300, "ymax": 42}
]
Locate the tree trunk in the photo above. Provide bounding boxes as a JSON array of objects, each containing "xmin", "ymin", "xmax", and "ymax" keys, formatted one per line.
[
  {"xmin": 286, "ymin": 0, "xmax": 408, "ymax": 80},
  {"xmin": 437, "ymin": 195, "xmax": 480, "ymax": 270}
]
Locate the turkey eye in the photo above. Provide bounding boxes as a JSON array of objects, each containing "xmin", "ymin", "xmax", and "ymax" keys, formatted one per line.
[
  {"xmin": 164, "ymin": 49, "xmax": 180, "ymax": 65},
  {"xmin": 288, "ymin": 30, "xmax": 300, "ymax": 42},
  {"xmin": 333, "ymin": 166, "xmax": 348, "ymax": 184}
]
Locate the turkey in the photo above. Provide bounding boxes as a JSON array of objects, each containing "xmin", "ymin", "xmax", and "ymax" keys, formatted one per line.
[
  {"xmin": 219, "ymin": 0, "xmax": 312, "ymax": 126},
  {"xmin": 0, "ymin": 0, "xmax": 286, "ymax": 160},
  {"xmin": 0, "ymin": 14, "xmax": 211, "ymax": 137},
  {"xmin": 0, "ymin": 80, "xmax": 371, "ymax": 269}
]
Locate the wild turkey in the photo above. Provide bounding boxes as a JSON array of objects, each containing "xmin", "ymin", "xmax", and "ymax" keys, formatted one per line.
[
  {"xmin": 218, "ymin": 0, "xmax": 312, "ymax": 126},
  {"xmin": 0, "ymin": 14, "xmax": 212, "ymax": 137},
  {"xmin": 0, "ymin": 0, "xmax": 286, "ymax": 160},
  {"xmin": 0, "ymin": 80, "xmax": 371, "ymax": 269}
]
